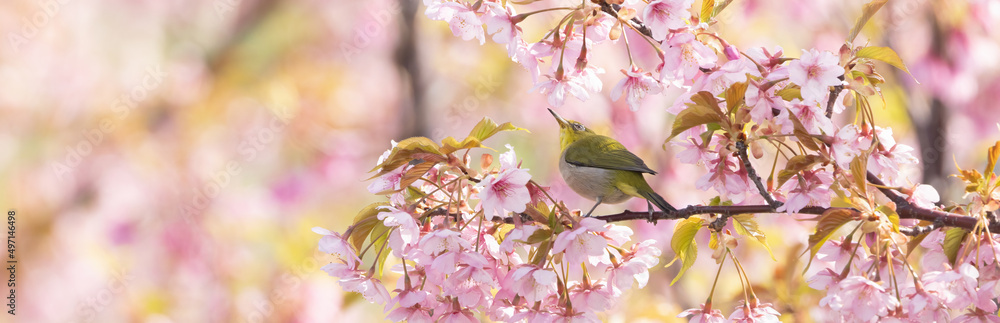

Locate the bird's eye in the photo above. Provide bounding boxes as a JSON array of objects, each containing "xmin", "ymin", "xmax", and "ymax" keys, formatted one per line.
[{"xmin": 572, "ymin": 123, "xmax": 584, "ymax": 131}]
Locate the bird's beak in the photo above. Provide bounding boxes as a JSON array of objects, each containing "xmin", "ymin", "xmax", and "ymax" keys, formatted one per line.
[{"xmin": 548, "ymin": 108, "xmax": 568, "ymax": 129}]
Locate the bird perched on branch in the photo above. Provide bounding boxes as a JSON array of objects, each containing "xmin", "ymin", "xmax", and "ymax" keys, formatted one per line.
[{"xmin": 548, "ymin": 108, "xmax": 677, "ymax": 218}]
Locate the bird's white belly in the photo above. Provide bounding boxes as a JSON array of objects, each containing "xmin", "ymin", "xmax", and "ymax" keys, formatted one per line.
[{"xmin": 559, "ymin": 152, "xmax": 630, "ymax": 204}]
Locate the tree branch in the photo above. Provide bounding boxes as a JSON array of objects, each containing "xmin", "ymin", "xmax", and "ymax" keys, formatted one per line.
[
  {"xmin": 598, "ymin": 1, "xmax": 654, "ymax": 40},
  {"xmin": 736, "ymin": 140, "xmax": 782, "ymax": 208},
  {"xmin": 867, "ymin": 172, "xmax": 1000, "ymax": 232}
]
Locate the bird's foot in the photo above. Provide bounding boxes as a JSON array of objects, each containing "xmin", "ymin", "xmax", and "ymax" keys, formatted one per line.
[{"xmin": 646, "ymin": 201, "xmax": 658, "ymax": 225}]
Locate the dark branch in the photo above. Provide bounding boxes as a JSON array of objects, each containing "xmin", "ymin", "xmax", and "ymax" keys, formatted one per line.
[
  {"xmin": 598, "ymin": 1, "xmax": 654, "ymax": 40},
  {"xmin": 736, "ymin": 140, "xmax": 782, "ymax": 208},
  {"xmin": 824, "ymin": 83, "xmax": 844, "ymax": 118},
  {"xmin": 866, "ymin": 173, "xmax": 1000, "ymax": 232}
]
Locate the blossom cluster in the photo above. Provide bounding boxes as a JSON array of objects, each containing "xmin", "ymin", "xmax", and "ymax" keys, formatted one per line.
[
  {"xmin": 318, "ymin": 141, "xmax": 662, "ymax": 322},
  {"xmin": 316, "ymin": 1, "xmax": 1000, "ymax": 321},
  {"xmin": 808, "ymin": 229, "xmax": 1000, "ymax": 321}
]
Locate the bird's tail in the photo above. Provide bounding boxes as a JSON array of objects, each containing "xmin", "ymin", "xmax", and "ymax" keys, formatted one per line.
[{"xmin": 640, "ymin": 190, "xmax": 677, "ymax": 213}]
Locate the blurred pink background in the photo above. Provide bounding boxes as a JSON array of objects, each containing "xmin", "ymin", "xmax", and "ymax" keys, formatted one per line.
[{"xmin": 2, "ymin": 0, "xmax": 999, "ymax": 322}]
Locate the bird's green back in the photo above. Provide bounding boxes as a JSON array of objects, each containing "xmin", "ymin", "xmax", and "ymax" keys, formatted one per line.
[{"xmin": 563, "ymin": 134, "xmax": 657, "ymax": 174}]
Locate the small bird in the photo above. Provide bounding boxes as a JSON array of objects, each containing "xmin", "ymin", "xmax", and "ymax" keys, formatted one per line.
[{"xmin": 549, "ymin": 108, "xmax": 677, "ymax": 218}]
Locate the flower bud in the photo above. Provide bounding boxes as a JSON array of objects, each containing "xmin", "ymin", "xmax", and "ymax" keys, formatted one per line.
[{"xmin": 724, "ymin": 45, "xmax": 740, "ymax": 61}]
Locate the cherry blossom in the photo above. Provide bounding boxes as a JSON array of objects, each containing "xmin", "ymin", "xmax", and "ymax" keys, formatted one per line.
[
  {"xmin": 728, "ymin": 300, "xmax": 781, "ymax": 322},
  {"xmin": 607, "ymin": 240, "xmax": 661, "ymax": 295},
  {"xmin": 483, "ymin": 2, "xmax": 522, "ymax": 56},
  {"xmin": 477, "ymin": 145, "xmax": 531, "ymax": 216},
  {"xmin": 835, "ymin": 276, "xmax": 899, "ymax": 321},
  {"xmin": 568, "ymin": 280, "xmax": 613, "ymax": 312},
  {"xmin": 505, "ymin": 265, "xmax": 557, "ymax": 303},
  {"xmin": 425, "ymin": 1, "xmax": 486, "ymax": 45},
  {"xmin": 921, "ymin": 263, "xmax": 982, "ymax": 310},
  {"xmin": 787, "ymin": 99, "xmax": 835, "ymax": 134},
  {"xmin": 314, "ymin": 227, "xmax": 361, "ymax": 267},
  {"xmin": 642, "ymin": 0, "xmax": 694, "ymax": 41},
  {"xmin": 744, "ymin": 80, "xmax": 786, "ymax": 124},
  {"xmin": 552, "ymin": 218, "xmax": 610, "ymax": 266},
  {"xmin": 777, "ymin": 169, "xmax": 834, "ymax": 214},
  {"xmin": 674, "ymin": 126, "xmax": 718, "ymax": 165},
  {"xmin": 868, "ymin": 127, "xmax": 919, "ymax": 186},
  {"xmin": 368, "ymin": 164, "xmax": 410, "ymax": 195},
  {"xmin": 696, "ymin": 153, "xmax": 750, "ymax": 203},
  {"xmin": 324, "ymin": 262, "xmax": 392, "ymax": 304},
  {"xmin": 378, "ymin": 205, "xmax": 421, "ymax": 251},
  {"xmin": 900, "ymin": 284, "xmax": 950, "ymax": 322},
  {"xmin": 531, "ymin": 69, "xmax": 598, "ymax": 107},
  {"xmin": 908, "ymin": 184, "xmax": 941, "ymax": 209},
  {"xmin": 788, "ymin": 49, "xmax": 844, "ymax": 105},
  {"xmin": 611, "ymin": 66, "xmax": 663, "ymax": 111},
  {"xmin": 677, "ymin": 303, "xmax": 726, "ymax": 323},
  {"xmin": 829, "ymin": 124, "xmax": 871, "ymax": 169},
  {"xmin": 659, "ymin": 33, "xmax": 718, "ymax": 85}
]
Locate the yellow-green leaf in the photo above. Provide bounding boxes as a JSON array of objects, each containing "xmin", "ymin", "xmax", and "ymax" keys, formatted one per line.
[
  {"xmin": 369, "ymin": 137, "xmax": 443, "ymax": 178},
  {"xmin": 856, "ymin": 46, "xmax": 915, "ymax": 80},
  {"xmin": 776, "ymin": 85, "xmax": 802, "ymax": 101},
  {"xmin": 670, "ymin": 217, "xmax": 704, "ymax": 285},
  {"xmin": 531, "ymin": 240, "xmax": 552, "ymax": 266},
  {"xmin": 700, "ymin": 0, "xmax": 715, "ymax": 23},
  {"xmin": 777, "ymin": 155, "xmax": 825, "ymax": 188},
  {"xmin": 732, "ymin": 214, "xmax": 776, "ymax": 261},
  {"xmin": 370, "ymin": 222, "xmax": 392, "ymax": 275},
  {"xmin": 985, "ymin": 140, "xmax": 1000, "ymax": 179},
  {"xmin": 943, "ymin": 227, "xmax": 969, "ymax": 266},
  {"xmin": 850, "ymin": 156, "xmax": 868, "ymax": 197},
  {"xmin": 668, "ymin": 92, "xmax": 724, "ymax": 141},
  {"xmin": 726, "ymin": 82, "xmax": 748, "ymax": 114},
  {"xmin": 522, "ymin": 228, "xmax": 553, "ymax": 245},
  {"xmin": 468, "ymin": 117, "xmax": 527, "ymax": 142},
  {"xmin": 393, "ymin": 161, "xmax": 437, "ymax": 193},
  {"xmin": 847, "ymin": 0, "xmax": 888, "ymax": 44},
  {"xmin": 349, "ymin": 203, "xmax": 390, "ymax": 251},
  {"xmin": 807, "ymin": 209, "xmax": 856, "ymax": 261},
  {"xmin": 878, "ymin": 205, "xmax": 900, "ymax": 233},
  {"xmin": 787, "ymin": 112, "xmax": 821, "ymax": 151}
]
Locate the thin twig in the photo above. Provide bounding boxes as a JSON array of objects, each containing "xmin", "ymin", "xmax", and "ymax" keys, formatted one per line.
[{"xmin": 736, "ymin": 141, "xmax": 782, "ymax": 208}]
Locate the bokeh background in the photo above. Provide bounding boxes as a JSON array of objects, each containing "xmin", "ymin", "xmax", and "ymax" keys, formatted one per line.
[{"xmin": 3, "ymin": 0, "xmax": 999, "ymax": 322}]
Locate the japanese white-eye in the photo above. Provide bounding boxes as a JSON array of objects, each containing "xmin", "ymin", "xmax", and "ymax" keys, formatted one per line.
[{"xmin": 549, "ymin": 108, "xmax": 677, "ymax": 217}]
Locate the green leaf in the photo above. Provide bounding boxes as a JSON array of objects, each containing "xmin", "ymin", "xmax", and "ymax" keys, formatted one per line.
[
  {"xmin": 776, "ymin": 85, "xmax": 802, "ymax": 101},
  {"xmin": 807, "ymin": 209, "xmax": 856, "ymax": 262},
  {"xmin": 943, "ymin": 227, "xmax": 969, "ymax": 266},
  {"xmin": 441, "ymin": 117, "xmax": 526, "ymax": 154},
  {"xmin": 670, "ymin": 217, "xmax": 704, "ymax": 285},
  {"xmin": 393, "ymin": 161, "xmax": 437, "ymax": 194},
  {"xmin": 370, "ymin": 222, "xmax": 392, "ymax": 276},
  {"xmin": 777, "ymin": 155, "xmax": 825, "ymax": 188},
  {"xmin": 725, "ymin": 81, "xmax": 748, "ymax": 114},
  {"xmin": 469, "ymin": 117, "xmax": 526, "ymax": 141},
  {"xmin": 856, "ymin": 46, "xmax": 915, "ymax": 80},
  {"xmin": 369, "ymin": 137, "xmax": 443, "ymax": 178},
  {"xmin": 787, "ymin": 112, "xmax": 821, "ymax": 151},
  {"xmin": 700, "ymin": 0, "xmax": 716, "ymax": 23},
  {"xmin": 850, "ymin": 156, "xmax": 868, "ymax": 197},
  {"xmin": 531, "ymin": 240, "xmax": 552, "ymax": 266},
  {"xmin": 985, "ymin": 141, "xmax": 1000, "ymax": 179},
  {"xmin": 732, "ymin": 214, "xmax": 776, "ymax": 261},
  {"xmin": 667, "ymin": 92, "xmax": 724, "ymax": 141},
  {"xmin": 349, "ymin": 203, "xmax": 389, "ymax": 251},
  {"xmin": 847, "ymin": 0, "xmax": 888, "ymax": 44},
  {"xmin": 877, "ymin": 205, "xmax": 899, "ymax": 233},
  {"xmin": 522, "ymin": 228, "xmax": 553, "ymax": 245}
]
